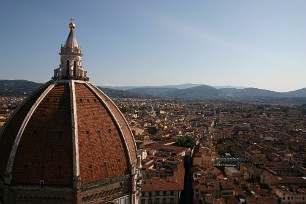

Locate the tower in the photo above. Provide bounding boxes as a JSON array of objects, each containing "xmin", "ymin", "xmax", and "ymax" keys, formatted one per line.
[
  {"xmin": 53, "ymin": 19, "xmax": 87, "ymax": 80},
  {"xmin": 0, "ymin": 21, "xmax": 138, "ymax": 204}
]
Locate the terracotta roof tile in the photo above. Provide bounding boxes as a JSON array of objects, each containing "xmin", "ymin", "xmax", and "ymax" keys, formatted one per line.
[
  {"xmin": 0, "ymin": 81, "xmax": 137, "ymax": 191},
  {"xmin": 75, "ymin": 83, "xmax": 130, "ymax": 184},
  {"xmin": 11, "ymin": 83, "xmax": 73, "ymax": 185},
  {"xmin": 141, "ymin": 177, "xmax": 184, "ymax": 192},
  {"xmin": 90, "ymin": 84, "xmax": 137, "ymax": 161},
  {"xmin": 0, "ymin": 83, "xmax": 49, "ymax": 180}
]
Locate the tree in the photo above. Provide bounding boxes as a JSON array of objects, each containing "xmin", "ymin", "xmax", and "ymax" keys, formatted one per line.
[{"xmin": 174, "ymin": 136, "xmax": 196, "ymax": 148}]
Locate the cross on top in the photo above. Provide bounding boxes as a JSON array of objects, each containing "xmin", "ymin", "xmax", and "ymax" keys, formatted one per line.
[{"xmin": 70, "ymin": 18, "xmax": 74, "ymax": 23}]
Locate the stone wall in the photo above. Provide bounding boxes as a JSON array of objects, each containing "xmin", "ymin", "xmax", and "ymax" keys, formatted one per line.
[{"xmin": 4, "ymin": 185, "xmax": 73, "ymax": 204}]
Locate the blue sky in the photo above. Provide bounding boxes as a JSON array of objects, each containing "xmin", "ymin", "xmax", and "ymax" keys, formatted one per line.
[{"xmin": 0, "ymin": 1, "xmax": 306, "ymax": 92}]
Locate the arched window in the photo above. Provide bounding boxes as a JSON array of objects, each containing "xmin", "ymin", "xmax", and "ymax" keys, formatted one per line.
[
  {"xmin": 73, "ymin": 61, "xmax": 77, "ymax": 77},
  {"xmin": 66, "ymin": 60, "xmax": 70, "ymax": 76}
]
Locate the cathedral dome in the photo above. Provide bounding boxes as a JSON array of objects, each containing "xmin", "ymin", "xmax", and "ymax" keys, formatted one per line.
[{"xmin": 0, "ymin": 21, "xmax": 137, "ymax": 204}]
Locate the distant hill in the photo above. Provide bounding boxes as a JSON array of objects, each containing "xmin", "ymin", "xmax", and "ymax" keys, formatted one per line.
[
  {"xmin": 167, "ymin": 85, "xmax": 222, "ymax": 99},
  {"xmin": 127, "ymin": 87, "xmax": 177, "ymax": 98},
  {"xmin": 214, "ymin": 85, "xmax": 247, "ymax": 89},
  {"xmin": 121, "ymin": 85, "xmax": 306, "ymax": 103},
  {"xmin": 98, "ymin": 87, "xmax": 143, "ymax": 98},
  {"xmin": 0, "ymin": 80, "xmax": 42, "ymax": 96},
  {"xmin": 162, "ymin": 83, "xmax": 204, "ymax": 89},
  {"xmin": 104, "ymin": 83, "xmax": 247, "ymax": 90},
  {"xmin": 222, "ymin": 88, "xmax": 283, "ymax": 98},
  {"xmin": 283, "ymin": 88, "xmax": 306, "ymax": 98},
  {"xmin": 1, "ymin": 80, "xmax": 305, "ymax": 103},
  {"xmin": 103, "ymin": 83, "xmax": 203, "ymax": 90},
  {"xmin": 103, "ymin": 85, "xmax": 143, "ymax": 91}
]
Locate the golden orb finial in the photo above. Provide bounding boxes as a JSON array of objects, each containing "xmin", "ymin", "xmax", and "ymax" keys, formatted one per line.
[{"xmin": 69, "ymin": 18, "xmax": 75, "ymax": 30}]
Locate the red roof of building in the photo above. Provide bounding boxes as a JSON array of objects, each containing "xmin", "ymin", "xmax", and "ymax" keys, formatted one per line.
[{"xmin": 0, "ymin": 81, "xmax": 137, "ymax": 187}]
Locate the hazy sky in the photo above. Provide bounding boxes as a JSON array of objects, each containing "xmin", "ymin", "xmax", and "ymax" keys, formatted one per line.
[{"xmin": 1, "ymin": 1, "xmax": 306, "ymax": 92}]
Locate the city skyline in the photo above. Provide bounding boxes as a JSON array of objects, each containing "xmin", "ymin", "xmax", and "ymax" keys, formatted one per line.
[{"xmin": 1, "ymin": 1, "xmax": 306, "ymax": 92}]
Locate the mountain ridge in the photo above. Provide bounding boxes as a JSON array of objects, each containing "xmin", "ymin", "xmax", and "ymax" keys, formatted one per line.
[
  {"xmin": 0, "ymin": 80, "xmax": 305, "ymax": 103},
  {"xmin": 103, "ymin": 83, "xmax": 247, "ymax": 90}
]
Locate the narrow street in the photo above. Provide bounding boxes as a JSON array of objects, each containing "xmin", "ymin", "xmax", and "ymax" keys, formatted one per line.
[{"xmin": 180, "ymin": 156, "xmax": 193, "ymax": 204}]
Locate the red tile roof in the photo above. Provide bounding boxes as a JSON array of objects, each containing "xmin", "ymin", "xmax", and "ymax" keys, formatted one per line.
[
  {"xmin": 0, "ymin": 83, "xmax": 49, "ymax": 180},
  {"xmin": 11, "ymin": 83, "xmax": 73, "ymax": 185},
  {"xmin": 75, "ymin": 83, "xmax": 130, "ymax": 184},
  {"xmin": 0, "ymin": 81, "xmax": 137, "ymax": 188},
  {"xmin": 141, "ymin": 177, "xmax": 184, "ymax": 192},
  {"xmin": 141, "ymin": 159, "xmax": 185, "ymax": 192},
  {"xmin": 89, "ymin": 83, "xmax": 137, "ymax": 161}
]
